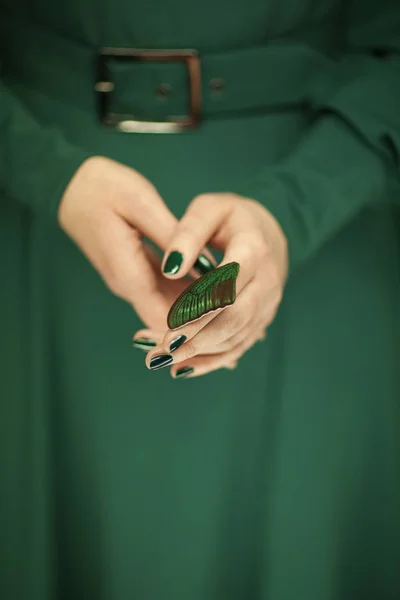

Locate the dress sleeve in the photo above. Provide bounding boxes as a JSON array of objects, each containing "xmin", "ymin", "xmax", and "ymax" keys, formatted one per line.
[
  {"xmin": 0, "ymin": 80, "xmax": 92, "ymax": 220},
  {"xmin": 240, "ymin": 0, "xmax": 400, "ymax": 271}
]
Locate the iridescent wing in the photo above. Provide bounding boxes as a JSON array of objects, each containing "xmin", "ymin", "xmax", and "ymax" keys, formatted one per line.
[{"xmin": 167, "ymin": 262, "xmax": 240, "ymax": 330}]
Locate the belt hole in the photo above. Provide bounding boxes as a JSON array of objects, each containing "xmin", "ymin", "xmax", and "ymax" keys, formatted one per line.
[
  {"xmin": 156, "ymin": 83, "xmax": 173, "ymax": 99},
  {"xmin": 209, "ymin": 77, "xmax": 226, "ymax": 94}
]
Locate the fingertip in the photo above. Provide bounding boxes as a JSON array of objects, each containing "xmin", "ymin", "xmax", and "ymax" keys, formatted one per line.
[
  {"xmin": 132, "ymin": 328, "xmax": 154, "ymax": 340},
  {"xmin": 133, "ymin": 337, "xmax": 157, "ymax": 351},
  {"xmin": 132, "ymin": 329, "xmax": 163, "ymax": 351},
  {"xmin": 171, "ymin": 365, "xmax": 195, "ymax": 379},
  {"xmin": 168, "ymin": 334, "xmax": 187, "ymax": 353},
  {"xmin": 146, "ymin": 352, "xmax": 174, "ymax": 371},
  {"xmin": 162, "ymin": 248, "xmax": 217, "ymax": 280},
  {"xmin": 162, "ymin": 250, "xmax": 185, "ymax": 277},
  {"xmin": 193, "ymin": 253, "xmax": 217, "ymax": 276}
]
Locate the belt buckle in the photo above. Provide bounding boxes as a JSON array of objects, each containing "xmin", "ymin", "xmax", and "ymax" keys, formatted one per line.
[{"xmin": 95, "ymin": 47, "xmax": 201, "ymax": 133}]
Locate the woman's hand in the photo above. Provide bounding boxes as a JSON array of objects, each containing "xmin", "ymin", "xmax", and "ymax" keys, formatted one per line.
[
  {"xmin": 58, "ymin": 156, "xmax": 214, "ymax": 330},
  {"xmin": 135, "ymin": 193, "xmax": 288, "ymax": 378}
]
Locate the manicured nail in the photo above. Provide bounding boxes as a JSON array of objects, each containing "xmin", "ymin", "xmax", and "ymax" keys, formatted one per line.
[
  {"xmin": 169, "ymin": 335, "xmax": 187, "ymax": 352},
  {"xmin": 133, "ymin": 337, "xmax": 157, "ymax": 351},
  {"xmin": 149, "ymin": 354, "xmax": 173, "ymax": 370},
  {"xmin": 163, "ymin": 251, "xmax": 183, "ymax": 275},
  {"xmin": 174, "ymin": 366, "xmax": 194, "ymax": 379},
  {"xmin": 193, "ymin": 254, "xmax": 215, "ymax": 275}
]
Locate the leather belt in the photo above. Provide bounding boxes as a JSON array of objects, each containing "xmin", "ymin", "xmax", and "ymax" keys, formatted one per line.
[{"xmin": 0, "ymin": 12, "xmax": 338, "ymax": 133}]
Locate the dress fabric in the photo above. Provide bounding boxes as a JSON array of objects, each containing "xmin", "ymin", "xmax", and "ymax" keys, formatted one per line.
[{"xmin": 0, "ymin": 1, "xmax": 399, "ymax": 599}]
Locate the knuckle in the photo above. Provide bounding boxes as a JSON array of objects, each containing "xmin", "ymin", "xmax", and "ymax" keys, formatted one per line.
[
  {"xmin": 249, "ymin": 229, "xmax": 268, "ymax": 257},
  {"xmin": 235, "ymin": 332, "xmax": 258, "ymax": 357},
  {"xmin": 190, "ymin": 193, "xmax": 213, "ymax": 210},
  {"xmin": 265, "ymin": 294, "xmax": 282, "ymax": 321},
  {"xmin": 220, "ymin": 322, "xmax": 252, "ymax": 352},
  {"xmin": 249, "ymin": 291, "xmax": 261, "ymax": 315},
  {"xmin": 233, "ymin": 231, "xmax": 258, "ymax": 263},
  {"xmin": 130, "ymin": 228, "xmax": 142, "ymax": 246},
  {"xmin": 230, "ymin": 344, "xmax": 246, "ymax": 362},
  {"xmin": 190, "ymin": 193, "xmax": 233, "ymax": 216},
  {"xmin": 222, "ymin": 360, "xmax": 238, "ymax": 371},
  {"xmin": 175, "ymin": 226, "xmax": 197, "ymax": 246},
  {"xmin": 227, "ymin": 362, "xmax": 239, "ymax": 370},
  {"xmin": 237, "ymin": 337, "xmax": 255, "ymax": 357},
  {"xmin": 103, "ymin": 262, "xmax": 133, "ymax": 301},
  {"xmin": 106, "ymin": 273, "xmax": 125, "ymax": 298},
  {"xmin": 274, "ymin": 284, "xmax": 284, "ymax": 305},
  {"xmin": 264, "ymin": 310, "xmax": 277, "ymax": 328},
  {"xmin": 102, "ymin": 259, "xmax": 119, "ymax": 291},
  {"xmin": 216, "ymin": 339, "xmax": 233, "ymax": 353},
  {"xmin": 225, "ymin": 307, "xmax": 248, "ymax": 333},
  {"xmin": 266, "ymin": 272, "xmax": 284, "ymax": 305},
  {"xmin": 129, "ymin": 231, "xmax": 144, "ymax": 257},
  {"xmin": 180, "ymin": 338, "xmax": 198, "ymax": 360}
]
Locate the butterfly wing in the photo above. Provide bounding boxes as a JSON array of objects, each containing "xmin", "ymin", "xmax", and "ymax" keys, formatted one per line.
[{"xmin": 167, "ymin": 262, "xmax": 240, "ymax": 330}]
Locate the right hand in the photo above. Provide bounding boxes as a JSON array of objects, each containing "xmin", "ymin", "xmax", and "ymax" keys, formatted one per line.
[{"xmin": 58, "ymin": 156, "xmax": 193, "ymax": 330}]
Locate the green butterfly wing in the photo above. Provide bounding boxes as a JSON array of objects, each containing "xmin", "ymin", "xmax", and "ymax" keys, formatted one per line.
[{"xmin": 167, "ymin": 261, "xmax": 240, "ymax": 330}]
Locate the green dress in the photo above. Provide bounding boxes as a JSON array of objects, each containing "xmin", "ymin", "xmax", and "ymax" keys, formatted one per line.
[{"xmin": 1, "ymin": 1, "xmax": 399, "ymax": 598}]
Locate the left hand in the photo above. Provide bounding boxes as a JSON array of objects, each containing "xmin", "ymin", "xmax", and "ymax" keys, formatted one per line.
[{"xmin": 133, "ymin": 193, "xmax": 288, "ymax": 378}]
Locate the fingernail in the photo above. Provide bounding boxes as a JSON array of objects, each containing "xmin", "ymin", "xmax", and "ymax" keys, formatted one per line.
[
  {"xmin": 174, "ymin": 366, "xmax": 194, "ymax": 379},
  {"xmin": 133, "ymin": 337, "xmax": 157, "ymax": 351},
  {"xmin": 149, "ymin": 354, "xmax": 173, "ymax": 370},
  {"xmin": 163, "ymin": 251, "xmax": 183, "ymax": 275},
  {"xmin": 193, "ymin": 254, "xmax": 215, "ymax": 275},
  {"xmin": 169, "ymin": 335, "xmax": 187, "ymax": 352}
]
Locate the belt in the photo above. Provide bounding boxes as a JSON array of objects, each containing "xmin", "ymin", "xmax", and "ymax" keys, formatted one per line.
[{"xmin": 0, "ymin": 12, "xmax": 338, "ymax": 133}]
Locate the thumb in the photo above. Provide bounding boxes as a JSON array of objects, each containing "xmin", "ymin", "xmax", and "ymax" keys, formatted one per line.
[{"xmin": 161, "ymin": 194, "xmax": 233, "ymax": 279}]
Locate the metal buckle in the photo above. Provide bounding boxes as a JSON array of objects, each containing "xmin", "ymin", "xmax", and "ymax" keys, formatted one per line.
[{"xmin": 95, "ymin": 48, "xmax": 201, "ymax": 133}]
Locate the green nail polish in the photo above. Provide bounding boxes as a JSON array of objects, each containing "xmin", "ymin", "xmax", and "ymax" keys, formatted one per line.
[
  {"xmin": 133, "ymin": 337, "xmax": 157, "ymax": 351},
  {"xmin": 194, "ymin": 254, "xmax": 215, "ymax": 275},
  {"xmin": 175, "ymin": 366, "xmax": 194, "ymax": 379},
  {"xmin": 163, "ymin": 251, "xmax": 183, "ymax": 275},
  {"xmin": 149, "ymin": 354, "xmax": 173, "ymax": 370},
  {"xmin": 169, "ymin": 335, "xmax": 187, "ymax": 352}
]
